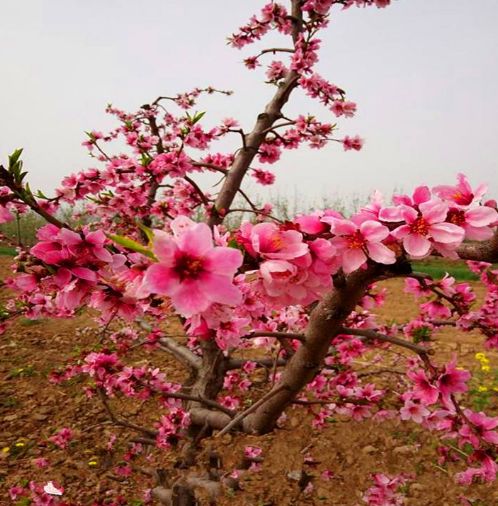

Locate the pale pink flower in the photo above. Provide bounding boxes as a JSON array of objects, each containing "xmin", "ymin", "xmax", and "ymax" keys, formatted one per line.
[
  {"xmin": 325, "ymin": 219, "xmax": 395, "ymax": 273},
  {"xmin": 243, "ymin": 222, "xmax": 308, "ymax": 260},
  {"xmin": 43, "ymin": 481, "xmax": 64, "ymax": 496},
  {"xmin": 400, "ymin": 400, "xmax": 430, "ymax": 423}
]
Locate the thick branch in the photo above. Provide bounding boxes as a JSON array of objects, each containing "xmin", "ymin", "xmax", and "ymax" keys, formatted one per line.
[
  {"xmin": 158, "ymin": 337, "xmax": 201, "ymax": 370},
  {"xmin": 457, "ymin": 230, "xmax": 498, "ymax": 262}
]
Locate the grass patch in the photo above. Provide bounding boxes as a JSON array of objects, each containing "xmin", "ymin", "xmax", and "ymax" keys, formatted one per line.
[
  {"xmin": 412, "ymin": 259, "xmax": 478, "ymax": 281},
  {"xmin": 0, "ymin": 245, "xmax": 16, "ymax": 256}
]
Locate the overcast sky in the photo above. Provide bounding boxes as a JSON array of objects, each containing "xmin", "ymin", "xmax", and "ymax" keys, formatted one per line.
[{"xmin": 1, "ymin": 1, "xmax": 497, "ymax": 208}]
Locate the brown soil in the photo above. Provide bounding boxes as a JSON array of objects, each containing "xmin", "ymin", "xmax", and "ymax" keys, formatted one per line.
[{"xmin": 1, "ymin": 259, "xmax": 497, "ymax": 505}]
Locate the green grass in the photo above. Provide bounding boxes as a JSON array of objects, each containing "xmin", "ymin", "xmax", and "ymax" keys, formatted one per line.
[
  {"xmin": 0, "ymin": 245, "xmax": 16, "ymax": 256},
  {"xmin": 412, "ymin": 259, "xmax": 479, "ymax": 281}
]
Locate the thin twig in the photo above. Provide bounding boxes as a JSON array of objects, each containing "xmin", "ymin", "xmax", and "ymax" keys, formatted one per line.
[
  {"xmin": 340, "ymin": 327, "xmax": 433, "ymax": 356},
  {"xmin": 97, "ymin": 389, "xmax": 158, "ymax": 437},
  {"xmin": 242, "ymin": 331, "xmax": 305, "ymax": 343}
]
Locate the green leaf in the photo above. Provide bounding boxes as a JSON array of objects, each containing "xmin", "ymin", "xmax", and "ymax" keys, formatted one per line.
[
  {"xmin": 107, "ymin": 234, "xmax": 156, "ymax": 260},
  {"xmin": 191, "ymin": 111, "xmax": 206, "ymax": 124},
  {"xmin": 8, "ymin": 148, "xmax": 23, "ymax": 170},
  {"xmin": 140, "ymin": 152, "xmax": 152, "ymax": 166},
  {"xmin": 137, "ymin": 223, "xmax": 154, "ymax": 243}
]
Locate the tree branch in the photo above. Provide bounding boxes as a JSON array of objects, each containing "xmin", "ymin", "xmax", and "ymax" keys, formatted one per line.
[
  {"xmin": 339, "ymin": 327, "xmax": 433, "ymax": 356},
  {"xmin": 158, "ymin": 337, "xmax": 201, "ymax": 369}
]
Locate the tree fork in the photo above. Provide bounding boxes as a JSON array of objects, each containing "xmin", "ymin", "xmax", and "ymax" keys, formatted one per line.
[{"xmin": 242, "ymin": 263, "xmax": 404, "ymax": 434}]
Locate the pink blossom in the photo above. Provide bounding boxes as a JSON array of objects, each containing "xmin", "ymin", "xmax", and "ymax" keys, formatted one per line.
[
  {"xmin": 437, "ymin": 359, "xmax": 470, "ymax": 402},
  {"xmin": 400, "ymin": 400, "xmax": 430, "ymax": 423},
  {"xmin": 420, "ymin": 300, "xmax": 451, "ymax": 319},
  {"xmin": 33, "ymin": 457, "xmax": 50, "ymax": 468},
  {"xmin": 455, "ymin": 454, "xmax": 497, "ymax": 485},
  {"xmin": 0, "ymin": 204, "xmax": 13, "ymax": 223},
  {"xmin": 325, "ymin": 219, "xmax": 395, "ymax": 273},
  {"xmin": 331, "ymin": 100, "xmax": 357, "ymax": 117},
  {"xmin": 362, "ymin": 473, "xmax": 409, "ymax": 506},
  {"xmin": 252, "ymin": 168, "xmax": 276, "ymax": 185},
  {"xmin": 9, "ymin": 486, "xmax": 27, "ymax": 501},
  {"xmin": 266, "ymin": 60, "xmax": 288, "ymax": 81},
  {"xmin": 342, "ymin": 135, "xmax": 364, "ymax": 151},
  {"xmin": 244, "ymin": 445, "xmax": 263, "ymax": 459},
  {"xmin": 258, "ymin": 143, "xmax": 281, "ymax": 164},
  {"xmin": 142, "ymin": 218, "xmax": 242, "ymax": 317},
  {"xmin": 446, "ymin": 205, "xmax": 497, "ymax": 241},
  {"xmin": 392, "ymin": 200, "xmax": 465, "ymax": 258},
  {"xmin": 58, "ymin": 228, "xmax": 112, "ymax": 263},
  {"xmin": 31, "ymin": 224, "xmax": 71, "ymax": 264},
  {"xmin": 433, "ymin": 173, "xmax": 487, "ymax": 207},
  {"xmin": 459, "ymin": 410, "xmax": 498, "ymax": 448},
  {"xmin": 241, "ymin": 222, "xmax": 308, "ymax": 260},
  {"xmin": 407, "ymin": 368, "xmax": 439, "ymax": 405},
  {"xmin": 49, "ymin": 427, "xmax": 73, "ymax": 449}
]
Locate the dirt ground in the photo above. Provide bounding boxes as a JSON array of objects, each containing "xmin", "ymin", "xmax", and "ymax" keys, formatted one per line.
[{"xmin": 1, "ymin": 258, "xmax": 497, "ymax": 505}]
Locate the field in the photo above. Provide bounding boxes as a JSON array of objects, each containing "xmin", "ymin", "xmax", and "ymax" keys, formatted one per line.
[{"xmin": 1, "ymin": 255, "xmax": 497, "ymax": 505}]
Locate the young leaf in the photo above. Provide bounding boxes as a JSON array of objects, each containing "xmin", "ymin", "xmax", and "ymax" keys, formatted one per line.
[{"xmin": 108, "ymin": 234, "xmax": 156, "ymax": 260}]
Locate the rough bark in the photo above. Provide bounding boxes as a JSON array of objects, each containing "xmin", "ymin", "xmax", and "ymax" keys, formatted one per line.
[{"xmin": 457, "ymin": 229, "xmax": 498, "ymax": 263}]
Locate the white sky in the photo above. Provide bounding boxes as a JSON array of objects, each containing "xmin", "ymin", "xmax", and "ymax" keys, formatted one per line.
[{"xmin": 1, "ymin": 1, "xmax": 497, "ymax": 208}]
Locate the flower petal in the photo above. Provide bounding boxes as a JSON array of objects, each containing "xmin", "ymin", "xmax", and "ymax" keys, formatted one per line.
[
  {"xmin": 142, "ymin": 263, "xmax": 179, "ymax": 295},
  {"xmin": 465, "ymin": 206, "xmax": 497, "ymax": 227},
  {"xmin": 152, "ymin": 231, "xmax": 177, "ymax": 265},
  {"xmin": 199, "ymin": 273, "xmax": 242, "ymax": 306},
  {"xmin": 172, "ymin": 280, "xmax": 210, "ymax": 317},
  {"xmin": 367, "ymin": 242, "xmax": 396, "ymax": 264},
  {"xmin": 342, "ymin": 248, "xmax": 367, "ymax": 273},
  {"xmin": 429, "ymin": 223, "xmax": 464, "ymax": 244},
  {"xmin": 204, "ymin": 247, "xmax": 243, "ymax": 275},
  {"xmin": 177, "ymin": 223, "xmax": 213, "ymax": 256},
  {"xmin": 360, "ymin": 220, "xmax": 389, "ymax": 242},
  {"xmin": 404, "ymin": 234, "xmax": 431, "ymax": 257}
]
